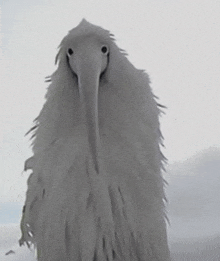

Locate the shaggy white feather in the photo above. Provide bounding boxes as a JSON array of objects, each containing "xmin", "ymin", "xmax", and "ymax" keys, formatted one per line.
[{"xmin": 20, "ymin": 19, "xmax": 170, "ymax": 260}]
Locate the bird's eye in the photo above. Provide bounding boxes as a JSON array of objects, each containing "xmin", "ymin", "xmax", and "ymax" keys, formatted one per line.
[
  {"xmin": 101, "ymin": 46, "xmax": 108, "ymax": 54},
  {"xmin": 67, "ymin": 48, "xmax": 74, "ymax": 56}
]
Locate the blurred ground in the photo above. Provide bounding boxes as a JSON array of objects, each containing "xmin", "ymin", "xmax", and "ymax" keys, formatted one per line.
[{"xmin": 1, "ymin": 148, "xmax": 220, "ymax": 260}]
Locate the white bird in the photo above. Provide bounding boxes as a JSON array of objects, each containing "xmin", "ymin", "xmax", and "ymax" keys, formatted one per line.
[{"xmin": 19, "ymin": 19, "xmax": 171, "ymax": 261}]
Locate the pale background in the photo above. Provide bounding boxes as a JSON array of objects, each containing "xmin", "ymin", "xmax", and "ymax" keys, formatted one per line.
[{"xmin": 1, "ymin": 0, "xmax": 220, "ymax": 259}]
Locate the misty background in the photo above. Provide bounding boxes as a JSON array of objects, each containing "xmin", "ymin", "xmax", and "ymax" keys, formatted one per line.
[{"xmin": 1, "ymin": 0, "xmax": 220, "ymax": 259}]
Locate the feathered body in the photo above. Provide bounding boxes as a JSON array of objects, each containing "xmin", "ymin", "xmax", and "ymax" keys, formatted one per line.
[{"xmin": 20, "ymin": 20, "xmax": 170, "ymax": 260}]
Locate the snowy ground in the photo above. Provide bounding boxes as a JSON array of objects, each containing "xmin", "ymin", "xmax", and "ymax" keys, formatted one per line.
[
  {"xmin": 1, "ymin": 148, "xmax": 220, "ymax": 260},
  {"xmin": 0, "ymin": 224, "xmax": 36, "ymax": 261},
  {"xmin": 170, "ymin": 235, "xmax": 220, "ymax": 260},
  {"xmin": 1, "ymin": 224, "xmax": 220, "ymax": 260}
]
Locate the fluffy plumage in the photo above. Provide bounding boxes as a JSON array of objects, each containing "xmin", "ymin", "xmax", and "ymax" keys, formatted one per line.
[{"xmin": 20, "ymin": 19, "xmax": 170, "ymax": 260}]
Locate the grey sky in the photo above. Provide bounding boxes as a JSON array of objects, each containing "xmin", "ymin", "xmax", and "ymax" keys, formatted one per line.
[{"xmin": 1, "ymin": 0, "xmax": 220, "ymax": 203}]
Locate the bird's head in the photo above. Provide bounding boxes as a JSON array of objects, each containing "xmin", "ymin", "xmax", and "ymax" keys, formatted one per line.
[{"xmin": 57, "ymin": 20, "xmax": 111, "ymax": 173}]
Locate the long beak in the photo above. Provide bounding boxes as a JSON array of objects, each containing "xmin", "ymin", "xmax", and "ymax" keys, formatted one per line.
[{"xmin": 78, "ymin": 65, "xmax": 101, "ymax": 174}]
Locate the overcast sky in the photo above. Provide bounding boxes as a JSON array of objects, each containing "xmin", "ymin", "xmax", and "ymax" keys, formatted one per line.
[{"xmin": 1, "ymin": 0, "xmax": 220, "ymax": 203}]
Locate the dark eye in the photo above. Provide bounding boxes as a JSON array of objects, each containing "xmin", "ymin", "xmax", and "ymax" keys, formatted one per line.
[
  {"xmin": 67, "ymin": 48, "xmax": 74, "ymax": 56},
  {"xmin": 101, "ymin": 46, "xmax": 108, "ymax": 54}
]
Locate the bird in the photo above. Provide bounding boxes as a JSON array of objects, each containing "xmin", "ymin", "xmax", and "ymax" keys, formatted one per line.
[{"xmin": 19, "ymin": 19, "xmax": 171, "ymax": 261}]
